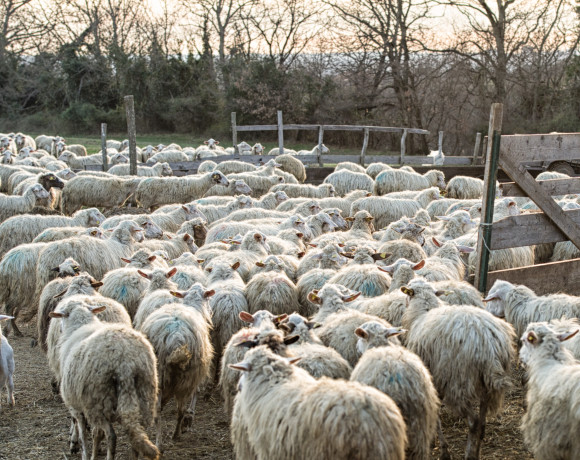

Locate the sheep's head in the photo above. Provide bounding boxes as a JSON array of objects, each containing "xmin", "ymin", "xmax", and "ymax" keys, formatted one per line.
[
  {"xmin": 482, "ymin": 279, "xmax": 516, "ymax": 319},
  {"xmin": 350, "ymin": 210, "xmax": 375, "ymax": 233},
  {"xmin": 235, "ymin": 195, "xmax": 254, "ymax": 209},
  {"xmin": 30, "ymin": 184, "xmax": 50, "ymax": 200},
  {"xmin": 302, "ymin": 200, "xmax": 321, "ymax": 216},
  {"xmin": 211, "ymin": 171, "xmax": 229, "ymax": 186},
  {"xmin": 40, "ymin": 172, "xmax": 65, "ymax": 190},
  {"xmin": 188, "ymin": 217, "xmax": 208, "ymax": 246},
  {"xmin": 519, "ymin": 322, "xmax": 579, "ymax": 365},
  {"xmin": 14, "ymin": 133, "xmax": 25, "ymax": 146},
  {"xmin": 1, "ymin": 150, "xmax": 12, "ymax": 164},
  {"xmin": 400, "ymin": 278, "xmax": 450, "ymax": 306},
  {"xmin": 58, "ymin": 168, "xmax": 77, "ymax": 180},
  {"xmin": 437, "ymin": 210, "xmax": 477, "ymax": 235},
  {"xmin": 233, "ymin": 180, "xmax": 252, "ymax": 195},
  {"xmin": 121, "ymin": 248, "xmax": 158, "ymax": 268},
  {"xmin": 204, "ymin": 138, "xmax": 219, "ymax": 149},
  {"xmin": 57, "ymin": 152, "xmax": 73, "ymax": 163},
  {"xmin": 49, "ymin": 300, "xmax": 105, "ymax": 331},
  {"xmin": 81, "ymin": 208, "xmax": 105, "ymax": 226},
  {"xmin": 324, "ymin": 208, "xmax": 347, "ymax": 230},
  {"xmin": 111, "ymin": 153, "xmax": 129, "ymax": 165},
  {"xmin": 378, "ymin": 258, "xmax": 424, "ymax": 275},
  {"xmin": 255, "ymin": 255, "xmax": 285, "ymax": 273},
  {"xmin": 308, "ymin": 283, "xmax": 361, "ymax": 307},
  {"xmin": 85, "ymin": 227, "xmax": 105, "ymax": 239},
  {"xmin": 253, "ymin": 143, "xmax": 265, "ymax": 155},
  {"xmin": 275, "ymin": 191, "xmax": 289, "ymax": 203},
  {"xmin": 239, "ymin": 310, "xmax": 288, "ymax": 328},
  {"xmin": 314, "ymin": 212, "xmax": 337, "ymax": 233},
  {"xmin": 135, "ymin": 216, "xmax": 164, "ymax": 239},
  {"xmin": 279, "ymin": 313, "xmax": 320, "ymax": 337},
  {"xmin": 355, "ymin": 321, "xmax": 406, "ymax": 354},
  {"xmin": 182, "ymin": 203, "xmax": 207, "ymax": 221},
  {"xmin": 50, "ymin": 257, "xmax": 82, "ymax": 278},
  {"xmin": 0, "ymin": 136, "xmax": 11, "ymax": 148},
  {"xmin": 121, "ymin": 221, "xmax": 145, "ymax": 242},
  {"xmin": 19, "ymin": 146, "xmax": 32, "ymax": 157},
  {"xmin": 55, "ymin": 140, "xmax": 67, "ymax": 154},
  {"xmin": 322, "ymin": 184, "xmax": 336, "ymax": 197},
  {"xmin": 160, "ymin": 162, "xmax": 173, "ymax": 176},
  {"xmin": 170, "ymin": 282, "xmax": 215, "ymax": 306}
]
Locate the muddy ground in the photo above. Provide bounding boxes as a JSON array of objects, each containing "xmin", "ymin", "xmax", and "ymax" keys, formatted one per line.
[{"xmin": 1, "ymin": 325, "xmax": 533, "ymax": 459}]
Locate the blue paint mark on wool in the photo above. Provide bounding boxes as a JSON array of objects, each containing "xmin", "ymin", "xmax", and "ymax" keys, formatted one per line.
[
  {"xmin": 165, "ymin": 317, "xmax": 182, "ymax": 333},
  {"xmin": 117, "ymin": 285, "xmax": 128, "ymax": 300},
  {"xmin": 360, "ymin": 279, "xmax": 381, "ymax": 297}
]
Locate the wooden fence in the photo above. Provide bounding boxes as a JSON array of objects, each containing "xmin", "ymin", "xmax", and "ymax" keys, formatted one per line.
[{"xmin": 474, "ymin": 103, "xmax": 580, "ymax": 295}]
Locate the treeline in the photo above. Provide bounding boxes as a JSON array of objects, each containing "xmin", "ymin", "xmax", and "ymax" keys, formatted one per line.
[{"xmin": 1, "ymin": 0, "xmax": 580, "ymax": 154}]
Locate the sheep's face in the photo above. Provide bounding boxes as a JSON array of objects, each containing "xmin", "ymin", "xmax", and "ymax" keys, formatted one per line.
[
  {"xmin": 43, "ymin": 173, "xmax": 65, "ymax": 190},
  {"xmin": 1, "ymin": 150, "xmax": 12, "ymax": 164},
  {"xmin": 32, "ymin": 184, "xmax": 50, "ymax": 200},
  {"xmin": 161, "ymin": 163, "xmax": 173, "ymax": 176},
  {"xmin": 234, "ymin": 181, "xmax": 252, "ymax": 195},
  {"xmin": 59, "ymin": 169, "xmax": 77, "ymax": 180},
  {"xmin": 51, "ymin": 258, "xmax": 82, "ymax": 278},
  {"xmin": 211, "ymin": 171, "xmax": 229, "ymax": 186},
  {"xmin": 112, "ymin": 154, "xmax": 129, "ymax": 165},
  {"xmin": 87, "ymin": 209, "xmax": 105, "ymax": 226},
  {"xmin": 205, "ymin": 138, "xmax": 219, "ymax": 149},
  {"xmin": 58, "ymin": 152, "xmax": 72, "ymax": 163},
  {"xmin": 275, "ymin": 191, "xmax": 289, "ymax": 203},
  {"xmin": 15, "ymin": 133, "xmax": 25, "ymax": 146},
  {"xmin": 138, "ymin": 218, "xmax": 164, "ymax": 239},
  {"xmin": 355, "ymin": 321, "xmax": 405, "ymax": 354},
  {"xmin": 18, "ymin": 147, "xmax": 31, "ymax": 158},
  {"xmin": 0, "ymin": 136, "xmax": 10, "ymax": 148},
  {"xmin": 55, "ymin": 141, "xmax": 66, "ymax": 154},
  {"xmin": 253, "ymin": 232, "xmax": 270, "ymax": 253},
  {"xmin": 318, "ymin": 213, "xmax": 337, "ymax": 233},
  {"xmin": 436, "ymin": 173, "xmax": 446, "ymax": 190},
  {"xmin": 326, "ymin": 184, "xmax": 336, "ymax": 197},
  {"xmin": 482, "ymin": 281, "xmax": 512, "ymax": 318},
  {"xmin": 326, "ymin": 209, "xmax": 347, "ymax": 230},
  {"xmin": 236, "ymin": 196, "xmax": 253, "ymax": 209},
  {"xmin": 519, "ymin": 322, "xmax": 579, "ymax": 365},
  {"xmin": 320, "ymin": 144, "xmax": 330, "ymax": 154},
  {"xmin": 183, "ymin": 204, "xmax": 207, "ymax": 221},
  {"xmin": 86, "ymin": 227, "xmax": 105, "ymax": 239},
  {"xmin": 128, "ymin": 224, "xmax": 145, "ymax": 242},
  {"xmin": 253, "ymin": 143, "xmax": 264, "ymax": 154}
]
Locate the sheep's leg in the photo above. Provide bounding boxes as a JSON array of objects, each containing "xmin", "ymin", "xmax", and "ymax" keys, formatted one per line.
[
  {"xmin": 173, "ymin": 398, "xmax": 186, "ymax": 440},
  {"xmin": 437, "ymin": 417, "xmax": 451, "ymax": 460},
  {"xmin": 182, "ymin": 391, "xmax": 198, "ymax": 431},
  {"xmin": 155, "ymin": 394, "xmax": 163, "ymax": 449},
  {"xmin": 73, "ymin": 412, "xmax": 90, "ymax": 460},
  {"xmin": 7, "ymin": 375, "xmax": 14, "ymax": 406},
  {"xmin": 10, "ymin": 319, "xmax": 22, "ymax": 337},
  {"xmin": 477, "ymin": 398, "xmax": 488, "ymax": 446},
  {"xmin": 91, "ymin": 428, "xmax": 104, "ymax": 460},
  {"xmin": 70, "ymin": 419, "xmax": 80, "ymax": 454},
  {"xmin": 465, "ymin": 404, "xmax": 484, "ymax": 460},
  {"xmin": 105, "ymin": 422, "xmax": 117, "ymax": 460}
]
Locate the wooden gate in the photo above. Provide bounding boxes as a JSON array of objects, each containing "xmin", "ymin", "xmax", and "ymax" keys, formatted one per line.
[{"xmin": 474, "ymin": 103, "xmax": 580, "ymax": 295}]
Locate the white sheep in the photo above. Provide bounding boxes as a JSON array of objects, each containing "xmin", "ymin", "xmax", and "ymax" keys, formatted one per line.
[
  {"xmin": 275, "ymin": 153, "xmax": 307, "ymax": 183},
  {"xmin": 375, "ymin": 168, "xmax": 446, "ymax": 195},
  {"xmin": 61, "ymin": 176, "xmax": 141, "ymax": 214},
  {"xmin": 132, "ymin": 268, "xmax": 179, "ymax": 328},
  {"xmin": 366, "ymin": 162, "xmax": 391, "ymax": 179},
  {"xmin": 108, "ymin": 162, "xmax": 173, "ymax": 177},
  {"xmin": 323, "ymin": 169, "xmax": 374, "ymax": 196},
  {"xmin": 203, "ymin": 178, "xmax": 253, "ymax": 197},
  {"xmin": 0, "ymin": 315, "xmax": 15, "ymax": 409},
  {"xmin": 270, "ymin": 183, "xmax": 335, "ymax": 198},
  {"xmin": 0, "ymin": 184, "xmax": 49, "ymax": 222},
  {"xmin": 245, "ymin": 261, "xmax": 300, "ymax": 316},
  {"xmin": 350, "ymin": 196, "xmax": 422, "ymax": 230}
]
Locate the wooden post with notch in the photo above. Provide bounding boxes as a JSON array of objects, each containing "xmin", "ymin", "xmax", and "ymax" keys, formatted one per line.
[
  {"xmin": 231, "ymin": 112, "xmax": 238, "ymax": 154},
  {"xmin": 124, "ymin": 95, "xmax": 137, "ymax": 176},
  {"xmin": 438, "ymin": 131, "xmax": 443, "ymax": 156},
  {"xmin": 317, "ymin": 125, "xmax": 324, "ymax": 167},
  {"xmin": 100, "ymin": 123, "xmax": 108, "ymax": 171},
  {"xmin": 472, "ymin": 132, "xmax": 482, "ymax": 165},
  {"xmin": 361, "ymin": 127, "xmax": 369, "ymax": 166},
  {"xmin": 277, "ymin": 111, "xmax": 284, "ymax": 156},
  {"xmin": 474, "ymin": 103, "xmax": 503, "ymax": 292},
  {"xmin": 400, "ymin": 129, "xmax": 407, "ymax": 165}
]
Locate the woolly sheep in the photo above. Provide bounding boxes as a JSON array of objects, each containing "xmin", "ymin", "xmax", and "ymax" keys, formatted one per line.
[
  {"xmin": 323, "ymin": 169, "xmax": 374, "ymax": 196},
  {"xmin": 57, "ymin": 151, "xmax": 102, "ymax": 169},
  {"xmin": 519, "ymin": 322, "xmax": 580, "ymax": 460},
  {"xmin": 50, "ymin": 301, "xmax": 159, "ymax": 460},
  {"xmin": 140, "ymin": 303, "xmax": 213, "ymax": 444},
  {"xmin": 230, "ymin": 346, "xmax": 407, "ymax": 460},
  {"xmin": 401, "ymin": 278, "xmax": 516, "ymax": 460},
  {"xmin": 226, "ymin": 173, "xmax": 284, "ymax": 197},
  {"xmin": 0, "ymin": 184, "xmax": 49, "ymax": 222},
  {"xmin": 214, "ymin": 160, "xmax": 257, "ymax": 175},
  {"xmin": 0, "ymin": 315, "xmax": 15, "ymax": 409},
  {"xmin": 146, "ymin": 150, "xmax": 189, "ymax": 164},
  {"xmin": 484, "ymin": 279, "xmax": 580, "ymax": 338},
  {"xmin": 445, "ymin": 175, "xmax": 486, "ymax": 199},
  {"xmin": 350, "ymin": 196, "xmax": 422, "ymax": 230},
  {"xmin": 197, "ymin": 160, "xmax": 217, "ymax": 174},
  {"xmin": 352, "ymin": 321, "xmax": 440, "ymax": 460},
  {"xmin": 270, "ymin": 183, "xmax": 335, "ymax": 199},
  {"xmin": 366, "ymin": 162, "xmax": 391, "ymax": 179},
  {"xmin": 275, "ymin": 153, "xmax": 307, "ymax": 183},
  {"xmin": 35, "ymin": 134, "xmax": 61, "ymax": 152},
  {"xmin": 375, "ymin": 169, "xmax": 446, "ymax": 195},
  {"xmin": 0, "ymin": 208, "xmax": 104, "ymax": 257},
  {"xmin": 14, "ymin": 133, "xmax": 36, "ymax": 151},
  {"xmin": 135, "ymin": 171, "xmax": 229, "ymax": 210},
  {"xmin": 139, "ymin": 232, "xmax": 198, "ymax": 260},
  {"xmin": 61, "ymin": 176, "xmax": 141, "ymax": 214},
  {"xmin": 203, "ymin": 178, "xmax": 253, "ymax": 197},
  {"xmin": 108, "ymin": 162, "xmax": 173, "ymax": 177},
  {"xmin": 245, "ymin": 264, "xmax": 300, "ymax": 316},
  {"xmin": 132, "ymin": 268, "xmax": 179, "ymax": 328},
  {"xmin": 33, "ymin": 226, "xmax": 104, "ymax": 243}
]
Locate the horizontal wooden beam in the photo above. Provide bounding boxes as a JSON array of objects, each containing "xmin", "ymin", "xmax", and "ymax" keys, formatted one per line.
[
  {"xmin": 500, "ymin": 133, "xmax": 580, "ymax": 163},
  {"xmin": 484, "ymin": 258, "xmax": 580, "ymax": 296},
  {"xmin": 490, "ymin": 208, "xmax": 580, "ymax": 249},
  {"xmin": 236, "ymin": 124, "xmax": 430, "ymax": 135},
  {"xmin": 500, "ymin": 178, "xmax": 580, "ymax": 197}
]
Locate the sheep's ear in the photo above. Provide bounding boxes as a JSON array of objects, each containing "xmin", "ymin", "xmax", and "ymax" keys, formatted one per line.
[
  {"xmin": 121, "ymin": 257, "xmax": 131, "ymax": 263},
  {"xmin": 137, "ymin": 270, "xmax": 150, "ymax": 279},
  {"xmin": 53, "ymin": 289, "xmax": 68, "ymax": 299},
  {"xmin": 392, "ymin": 227, "xmax": 403, "ymax": 234},
  {"xmin": 482, "ymin": 295, "xmax": 499, "ymax": 303},
  {"xmin": 364, "ymin": 216, "xmax": 374, "ymax": 221},
  {"xmin": 432, "ymin": 237, "xmax": 442, "ymax": 247},
  {"xmin": 457, "ymin": 245, "xmax": 475, "ymax": 253},
  {"xmin": 306, "ymin": 321, "xmax": 321, "ymax": 329},
  {"xmin": 197, "ymin": 259, "xmax": 205, "ymax": 264},
  {"xmin": 435, "ymin": 290, "xmax": 453, "ymax": 297},
  {"xmin": 378, "ymin": 265, "xmax": 393, "ymax": 274},
  {"xmin": 166, "ymin": 267, "xmax": 177, "ymax": 278},
  {"xmin": 412, "ymin": 260, "xmax": 425, "ymax": 270},
  {"xmin": 148, "ymin": 255, "xmax": 157, "ymax": 262},
  {"xmin": 206, "ymin": 267, "xmax": 213, "ymax": 273},
  {"xmin": 235, "ymin": 339, "xmax": 258, "ymax": 349},
  {"xmin": 204, "ymin": 289, "xmax": 215, "ymax": 298},
  {"xmin": 308, "ymin": 292, "xmax": 322, "ymax": 304},
  {"xmin": 284, "ymin": 335, "xmax": 300, "ymax": 346},
  {"xmin": 183, "ymin": 234, "xmax": 191, "ymax": 241},
  {"xmin": 337, "ymin": 243, "xmax": 345, "ymax": 248},
  {"xmin": 297, "ymin": 251, "xmax": 306, "ymax": 259},
  {"xmin": 231, "ymin": 261, "xmax": 240, "ymax": 270},
  {"xmin": 170, "ymin": 291, "xmax": 185, "ymax": 298},
  {"xmin": 239, "ymin": 311, "xmax": 254, "ymax": 323},
  {"xmin": 366, "ymin": 192, "xmax": 372, "ymax": 197},
  {"xmin": 279, "ymin": 323, "xmax": 291, "ymax": 332},
  {"xmin": 296, "ymin": 232, "xmax": 303, "ymax": 238},
  {"xmin": 253, "ymin": 233, "xmax": 262, "ymax": 240},
  {"xmin": 90, "ymin": 281, "xmax": 104, "ymax": 288},
  {"xmin": 558, "ymin": 329, "xmax": 579, "ymax": 342},
  {"xmin": 273, "ymin": 314, "xmax": 288, "ymax": 324},
  {"xmin": 436, "ymin": 215, "xmax": 451, "ymax": 221},
  {"xmin": 229, "ymin": 362, "xmax": 250, "ymax": 372},
  {"xmin": 166, "ymin": 234, "xmax": 173, "ymax": 239},
  {"xmin": 400, "ymin": 287, "xmax": 415, "ymax": 297},
  {"xmin": 526, "ymin": 331, "xmax": 538, "ymax": 344},
  {"xmin": 372, "ymin": 252, "xmax": 389, "ymax": 260},
  {"xmin": 50, "ymin": 266, "xmax": 60, "ymax": 272},
  {"xmin": 204, "ymin": 140, "xmax": 209, "ymax": 145},
  {"xmin": 308, "ymin": 243, "xmax": 317, "ymax": 248},
  {"xmin": 48, "ymin": 312, "xmax": 64, "ymax": 318},
  {"xmin": 386, "ymin": 327, "xmax": 407, "ymax": 338},
  {"xmin": 0, "ymin": 315, "xmax": 15, "ymax": 321},
  {"xmin": 355, "ymin": 327, "xmax": 368, "ymax": 339},
  {"xmin": 286, "ymin": 356, "xmax": 301, "ymax": 365},
  {"xmin": 340, "ymin": 252, "xmax": 354, "ymax": 259},
  {"xmin": 345, "ymin": 217, "xmax": 355, "ymax": 222},
  {"xmin": 182, "ymin": 205, "xmax": 188, "ymax": 211},
  {"xmin": 255, "ymin": 261, "xmax": 265, "ymax": 267},
  {"xmin": 342, "ymin": 291, "xmax": 361, "ymax": 302}
]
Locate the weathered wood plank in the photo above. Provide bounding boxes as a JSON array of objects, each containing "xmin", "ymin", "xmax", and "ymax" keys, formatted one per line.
[
  {"xmin": 474, "ymin": 103, "xmax": 503, "ymax": 291},
  {"xmin": 360, "ymin": 128, "xmax": 369, "ymax": 166},
  {"xmin": 472, "ymin": 132, "xmax": 482, "ymax": 166},
  {"xmin": 231, "ymin": 112, "xmax": 237, "ymax": 154},
  {"xmin": 124, "ymin": 95, "xmax": 137, "ymax": 176},
  {"xmin": 489, "ymin": 209, "xmax": 580, "ymax": 249},
  {"xmin": 500, "ymin": 178, "xmax": 580, "ymax": 197},
  {"xmin": 101, "ymin": 123, "xmax": 108, "ymax": 172},
  {"xmin": 317, "ymin": 126, "xmax": 324, "ymax": 167},
  {"xmin": 235, "ymin": 124, "xmax": 430, "ymax": 135},
  {"xmin": 499, "ymin": 153, "xmax": 580, "ymax": 250},
  {"xmin": 485, "ymin": 259, "xmax": 580, "ymax": 296},
  {"xmin": 501, "ymin": 133, "xmax": 580, "ymax": 163},
  {"xmin": 277, "ymin": 111, "xmax": 284, "ymax": 156}
]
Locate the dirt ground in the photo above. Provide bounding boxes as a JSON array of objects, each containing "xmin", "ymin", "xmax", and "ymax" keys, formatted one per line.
[{"xmin": 1, "ymin": 324, "xmax": 533, "ymax": 460}]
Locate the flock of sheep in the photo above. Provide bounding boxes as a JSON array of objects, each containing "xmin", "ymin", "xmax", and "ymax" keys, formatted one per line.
[{"xmin": 1, "ymin": 131, "xmax": 580, "ymax": 460}]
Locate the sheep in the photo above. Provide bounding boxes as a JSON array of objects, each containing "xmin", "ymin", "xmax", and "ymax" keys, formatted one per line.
[
  {"xmin": 205, "ymin": 214, "xmax": 308, "ymax": 244},
  {"xmin": 305, "ymin": 212, "xmax": 337, "ymax": 238},
  {"xmin": 428, "ymin": 149, "xmax": 445, "ymax": 165},
  {"xmin": 140, "ymin": 232, "xmax": 198, "ymax": 260},
  {"xmin": 0, "ymin": 183, "xmax": 50, "ymax": 222},
  {"xmin": 366, "ymin": 162, "xmax": 392, "ymax": 179},
  {"xmin": 327, "ymin": 246, "xmax": 391, "ymax": 297},
  {"xmin": 295, "ymin": 143, "xmax": 330, "ymax": 156},
  {"xmin": 49, "ymin": 301, "xmax": 159, "ymax": 460},
  {"xmin": 279, "ymin": 313, "xmax": 353, "ymax": 379},
  {"xmin": 65, "ymin": 143, "xmax": 88, "ymax": 157},
  {"xmin": 352, "ymin": 321, "xmax": 440, "ymax": 460},
  {"xmin": 274, "ymin": 153, "xmax": 307, "ymax": 183},
  {"xmin": 196, "ymin": 195, "xmax": 253, "ymax": 224},
  {"xmin": 335, "ymin": 161, "xmax": 366, "ymax": 173},
  {"xmin": 483, "ymin": 279, "xmax": 580, "ymax": 338},
  {"xmin": 33, "ymin": 226, "xmax": 104, "ymax": 243},
  {"xmin": 177, "ymin": 218, "xmax": 208, "ymax": 248},
  {"xmin": 197, "ymin": 160, "xmax": 217, "ymax": 174},
  {"xmin": 0, "ymin": 315, "xmax": 15, "ymax": 409},
  {"xmin": 350, "ymin": 196, "xmax": 422, "ymax": 230},
  {"xmin": 140, "ymin": 303, "xmax": 213, "ymax": 445},
  {"xmin": 229, "ymin": 346, "xmax": 407, "ymax": 460},
  {"xmin": 375, "ymin": 168, "xmax": 446, "ymax": 195},
  {"xmin": 11, "ymin": 172, "xmax": 66, "ymax": 209},
  {"xmin": 323, "ymin": 169, "xmax": 374, "ymax": 196},
  {"xmin": 518, "ymin": 322, "xmax": 580, "ymax": 460},
  {"xmin": 270, "ymin": 182, "xmax": 335, "ymax": 198},
  {"xmin": 34, "ymin": 220, "xmax": 145, "ymax": 304},
  {"xmin": 0, "ymin": 135, "xmax": 17, "ymax": 154},
  {"xmin": 255, "ymin": 190, "xmax": 289, "ymax": 209},
  {"xmin": 544, "ymin": 317, "xmax": 580, "ymax": 360},
  {"xmin": 245, "ymin": 262, "xmax": 300, "ymax": 316},
  {"xmin": 57, "ymin": 151, "xmax": 101, "ymax": 169},
  {"xmin": 35, "ymin": 134, "xmax": 62, "ymax": 152},
  {"xmin": 202, "ymin": 178, "xmax": 253, "ymax": 197},
  {"xmin": 401, "ymin": 278, "xmax": 516, "ymax": 460},
  {"xmin": 146, "ymin": 150, "xmax": 189, "ymax": 164},
  {"xmin": 167, "ymin": 254, "xmax": 208, "ymax": 290},
  {"xmin": 132, "ymin": 268, "xmax": 179, "ymax": 328},
  {"xmin": 36, "ymin": 257, "xmax": 82, "ymax": 352},
  {"xmin": 0, "ymin": 207, "xmax": 104, "ymax": 257},
  {"xmin": 61, "ymin": 176, "xmax": 141, "ymax": 214},
  {"xmin": 445, "ymin": 175, "xmax": 487, "ymax": 199},
  {"xmin": 434, "ymin": 210, "xmax": 477, "ymax": 241},
  {"xmin": 108, "ymin": 162, "xmax": 173, "ymax": 177},
  {"xmin": 387, "ymin": 186, "xmax": 442, "ymax": 209},
  {"xmin": 214, "ymin": 160, "xmax": 257, "ymax": 175},
  {"xmin": 135, "ymin": 171, "xmax": 229, "ymax": 210}
]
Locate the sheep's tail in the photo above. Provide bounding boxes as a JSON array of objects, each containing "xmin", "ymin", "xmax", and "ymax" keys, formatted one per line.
[
  {"xmin": 117, "ymin": 368, "xmax": 160, "ymax": 460},
  {"xmin": 168, "ymin": 343, "xmax": 192, "ymax": 369}
]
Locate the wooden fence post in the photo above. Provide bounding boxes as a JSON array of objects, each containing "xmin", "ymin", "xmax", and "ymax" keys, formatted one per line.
[
  {"xmin": 100, "ymin": 123, "xmax": 108, "ymax": 171},
  {"xmin": 124, "ymin": 95, "xmax": 137, "ymax": 176},
  {"xmin": 361, "ymin": 127, "xmax": 369, "ymax": 166},
  {"xmin": 472, "ymin": 132, "xmax": 482, "ymax": 165},
  {"xmin": 277, "ymin": 111, "xmax": 284, "ymax": 156},
  {"xmin": 438, "ymin": 131, "xmax": 443, "ymax": 156},
  {"xmin": 317, "ymin": 125, "xmax": 324, "ymax": 167},
  {"xmin": 400, "ymin": 129, "xmax": 408, "ymax": 165},
  {"xmin": 231, "ymin": 112, "xmax": 237, "ymax": 154},
  {"xmin": 474, "ymin": 103, "xmax": 503, "ymax": 292}
]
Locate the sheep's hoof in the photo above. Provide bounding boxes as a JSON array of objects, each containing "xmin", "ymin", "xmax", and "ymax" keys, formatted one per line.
[
  {"xmin": 182, "ymin": 413, "xmax": 193, "ymax": 430},
  {"xmin": 70, "ymin": 441, "xmax": 79, "ymax": 454},
  {"xmin": 30, "ymin": 338, "xmax": 38, "ymax": 348}
]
